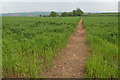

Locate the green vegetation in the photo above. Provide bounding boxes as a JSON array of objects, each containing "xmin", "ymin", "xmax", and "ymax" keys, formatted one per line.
[
  {"xmin": 76, "ymin": 8, "xmax": 84, "ymax": 16},
  {"xmin": 96, "ymin": 13, "xmax": 118, "ymax": 15},
  {"xmin": 50, "ymin": 11, "xmax": 58, "ymax": 17},
  {"xmin": 61, "ymin": 12, "xmax": 73, "ymax": 17},
  {"xmin": 2, "ymin": 15, "xmax": 118, "ymax": 78},
  {"xmin": 2, "ymin": 17, "xmax": 80, "ymax": 78},
  {"xmin": 50, "ymin": 8, "xmax": 84, "ymax": 17},
  {"xmin": 82, "ymin": 16, "xmax": 118, "ymax": 78},
  {"xmin": 83, "ymin": 12, "xmax": 118, "ymax": 16},
  {"xmin": 0, "ymin": 17, "xmax": 2, "ymax": 78}
]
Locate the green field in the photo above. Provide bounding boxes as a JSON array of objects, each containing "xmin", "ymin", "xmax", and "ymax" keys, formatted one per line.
[
  {"xmin": 2, "ymin": 17, "xmax": 80, "ymax": 77},
  {"xmin": 82, "ymin": 16, "xmax": 118, "ymax": 78},
  {"xmin": 2, "ymin": 16, "xmax": 118, "ymax": 78},
  {"xmin": 83, "ymin": 13, "xmax": 119, "ymax": 16}
]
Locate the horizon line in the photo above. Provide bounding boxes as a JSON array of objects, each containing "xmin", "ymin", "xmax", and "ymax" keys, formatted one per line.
[{"xmin": 1, "ymin": 11, "xmax": 118, "ymax": 14}]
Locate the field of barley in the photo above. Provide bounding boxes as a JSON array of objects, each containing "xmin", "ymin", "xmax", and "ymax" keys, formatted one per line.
[
  {"xmin": 2, "ymin": 16, "xmax": 118, "ymax": 78},
  {"xmin": 2, "ymin": 17, "xmax": 80, "ymax": 77},
  {"xmin": 83, "ymin": 16, "xmax": 118, "ymax": 78}
]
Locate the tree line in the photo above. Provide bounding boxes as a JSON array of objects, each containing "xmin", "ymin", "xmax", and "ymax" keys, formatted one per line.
[{"xmin": 40, "ymin": 8, "xmax": 84, "ymax": 17}]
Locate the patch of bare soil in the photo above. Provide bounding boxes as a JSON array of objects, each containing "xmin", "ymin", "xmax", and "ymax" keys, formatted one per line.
[{"xmin": 41, "ymin": 18, "xmax": 89, "ymax": 78}]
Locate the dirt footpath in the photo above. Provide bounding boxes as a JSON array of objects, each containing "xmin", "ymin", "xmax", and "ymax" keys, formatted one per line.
[{"xmin": 41, "ymin": 18, "xmax": 89, "ymax": 78}]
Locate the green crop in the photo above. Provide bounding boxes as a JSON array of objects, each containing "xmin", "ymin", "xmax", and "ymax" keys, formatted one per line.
[
  {"xmin": 82, "ymin": 16, "xmax": 118, "ymax": 78},
  {"xmin": 3, "ymin": 16, "xmax": 118, "ymax": 78},
  {"xmin": 2, "ymin": 17, "xmax": 80, "ymax": 78}
]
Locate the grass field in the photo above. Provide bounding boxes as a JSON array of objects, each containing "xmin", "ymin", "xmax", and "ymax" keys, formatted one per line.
[
  {"xmin": 2, "ymin": 17, "xmax": 80, "ymax": 78},
  {"xmin": 82, "ymin": 16, "xmax": 118, "ymax": 78}
]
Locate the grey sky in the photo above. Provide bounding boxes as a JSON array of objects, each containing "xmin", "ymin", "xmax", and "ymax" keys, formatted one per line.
[
  {"xmin": 1, "ymin": 0, "xmax": 119, "ymax": 2},
  {"xmin": 1, "ymin": 1, "xmax": 119, "ymax": 13}
]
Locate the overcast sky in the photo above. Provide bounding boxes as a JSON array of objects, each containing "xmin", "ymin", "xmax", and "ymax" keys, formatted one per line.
[
  {"xmin": 0, "ymin": 0, "xmax": 119, "ymax": 2},
  {"xmin": 0, "ymin": 0, "xmax": 119, "ymax": 13}
]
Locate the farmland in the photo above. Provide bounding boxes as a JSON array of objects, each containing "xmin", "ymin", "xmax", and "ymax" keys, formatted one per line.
[
  {"xmin": 82, "ymin": 16, "xmax": 118, "ymax": 78},
  {"xmin": 2, "ymin": 16, "xmax": 118, "ymax": 78},
  {"xmin": 83, "ymin": 13, "xmax": 119, "ymax": 16},
  {"xmin": 2, "ymin": 17, "xmax": 80, "ymax": 77}
]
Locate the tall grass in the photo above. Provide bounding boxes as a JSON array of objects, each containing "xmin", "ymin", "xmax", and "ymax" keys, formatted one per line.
[
  {"xmin": 2, "ymin": 17, "xmax": 80, "ymax": 78},
  {"xmin": 82, "ymin": 16, "xmax": 118, "ymax": 78},
  {"xmin": 0, "ymin": 17, "xmax": 2, "ymax": 78}
]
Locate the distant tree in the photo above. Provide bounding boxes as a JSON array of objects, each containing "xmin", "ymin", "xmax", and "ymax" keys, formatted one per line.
[
  {"xmin": 50, "ymin": 11, "xmax": 58, "ymax": 17},
  {"xmin": 76, "ymin": 8, "xmax": 84, "ymax": 16},
  {"xmin": 61, "ymin": 12, "xmax": 68, "ymax": 17},
  {"xmin": 43, "ymin": 15, "xmax": 49, "ymax": 17},
  {"xmin": 72, "ymin": 10, "xmax": 77, "ymax": 16},
  {"xmin": 61, "ymin": 12, "xmax": 73, "ymax": 17},
  {"xmin": 58, "ymin": 15, "xmax": 61, "ymax": 17},
  {"xmin": 67, "ymin": 12, "xmax": 73, "ymax": 16},
  {"xmin": 61, "ymin": 8, "xmax": 83, "ymax": 17},
  {"xmin": 39, "ymin": 15, "xmax": 42, "ymax": 17}
]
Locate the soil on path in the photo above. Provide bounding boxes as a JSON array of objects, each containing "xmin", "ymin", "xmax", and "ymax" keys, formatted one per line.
[{"xmin": 41, "ymin": 18, "xmax": 89, "ymax": 78}]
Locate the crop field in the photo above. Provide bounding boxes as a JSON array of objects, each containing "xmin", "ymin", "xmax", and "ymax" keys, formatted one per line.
[
  {"xmin": 82, "ymin": 16, "xmax": 118, "ymax": 78},
  {"xmin": 83, "ymin": 13, "xmax": 119, "ymax": 16},
  {"xmin": 2, "ymin": 16, "xmax": 118, "ymax": 78},
  {"xmin": 2, "ymin": 17, "xmax": 80, "ymax": 77}
]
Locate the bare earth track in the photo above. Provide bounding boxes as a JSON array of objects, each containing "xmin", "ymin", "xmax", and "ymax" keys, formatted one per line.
[{"xmin": 41, "ymin": 18, "xmax": 89, "ymax": 78}]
